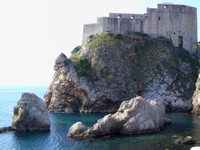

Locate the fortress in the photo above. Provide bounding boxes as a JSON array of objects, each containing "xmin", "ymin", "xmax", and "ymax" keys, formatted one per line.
[{"xmin": 82, "ymin": 3, "xmax": 197, "ymax": 53}]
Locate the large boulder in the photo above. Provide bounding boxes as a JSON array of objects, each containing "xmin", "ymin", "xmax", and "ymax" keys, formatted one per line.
[
  {"xmin": 12, "ymin": 93, "xmax": 51, "ymax": 131},
  {"xmin": 67, "ymin": 122, "xmax": 88, "ymax": 138},
  {"xmin": 67, "ymin": 96, "xmax": 171, "ymax": 139}
]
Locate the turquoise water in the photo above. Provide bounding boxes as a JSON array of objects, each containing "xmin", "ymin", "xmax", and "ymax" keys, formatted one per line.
[{"xmin": 0, "ymin": 86, "xmax": 200, "ymax": 149}]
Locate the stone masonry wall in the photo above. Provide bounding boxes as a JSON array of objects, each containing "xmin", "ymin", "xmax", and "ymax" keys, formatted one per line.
[{"xmin": 82, "ymin": 3, "xmax": 197, "ymax": 53}]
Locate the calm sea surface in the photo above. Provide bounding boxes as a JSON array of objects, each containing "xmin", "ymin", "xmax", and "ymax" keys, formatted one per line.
[{"xmin": 0, "ymin": 86, "xmax": 200, "ymax": 150}]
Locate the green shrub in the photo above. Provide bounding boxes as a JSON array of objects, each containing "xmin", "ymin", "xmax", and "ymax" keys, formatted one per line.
[
  {"xmin": 89, "ymin": 35, "xmax": 93, "ymax": 38},
  {"xmin": 102, "ymin": 69, "xmax": 107, "ymax": 77},
  {"xmin": 70, "ymin": 51, "xmax": 80, "ymax": 63},
  {"xmin": 71, "ymin": 46, "xmax": 81, "ymax": 54},
  {"xmin": 74, "ymin": 57, "xmax": 91, "ymax": 77},
  {"xmin": 114, "ymin": 32, "xmax": 122, "ymax": 39},
  {"xmin": 195, "ymin": 42, "xmax": 200, "ymax": 49}
]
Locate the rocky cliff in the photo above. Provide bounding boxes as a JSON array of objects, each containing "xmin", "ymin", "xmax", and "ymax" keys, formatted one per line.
[
  {"xmin": 192, "ymin": 74, "xmax": 200, "ymax": 114},
  {"xmin": 44, "ymin": 32, "xmax": 198, "ymax": 113}
]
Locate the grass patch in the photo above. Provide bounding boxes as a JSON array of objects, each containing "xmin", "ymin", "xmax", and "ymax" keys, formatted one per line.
[
  {"xmin": 86, "ymin": 32, "xmax": 115, "ymax": 49},
  {"xmin": 86, "ymin": 32, "xmax": 132, "ymax": 52},
  {"xmin": 70, "ymin": 52, "xmax": 80, "ymax": 63}
]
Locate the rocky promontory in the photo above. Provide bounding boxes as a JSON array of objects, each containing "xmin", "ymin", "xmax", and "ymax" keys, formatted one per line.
[
  {"xmin": 12, "ymin": 93, "xmax": 50, "ymax": 131},
  {"xmin": 44, "ymin": 32, "xmax": 198, "ymax": 113},
  {"xmin": 67, "ymin": 96, "xmax": 171, "ymax": 139}
]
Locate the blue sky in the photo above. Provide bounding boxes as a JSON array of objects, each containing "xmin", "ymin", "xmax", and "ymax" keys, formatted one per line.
[{"xmin": 0, "ymin": 0, "xmax": 199, "ymax": 85}]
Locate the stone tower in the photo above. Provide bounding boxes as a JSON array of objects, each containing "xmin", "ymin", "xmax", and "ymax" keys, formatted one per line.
[{"xmin": 82, "ymin": 3, "xmax": 197, "ymax": 53}]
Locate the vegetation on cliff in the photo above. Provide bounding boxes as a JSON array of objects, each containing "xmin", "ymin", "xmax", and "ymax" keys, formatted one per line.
[
  {"xmin": 195, "ymin": 41, "xmax": 200, "ymax": 49},
  {"xmin": 44, "ymin": 32, "xmax": 198, "ymax": 113},
  {"xmin": 70, "ymin": 32, "xmax": 198, "ymax": 100},
  {"xmin": 74, "ymin": 57, "xmax": 91, "ymax": 77}
]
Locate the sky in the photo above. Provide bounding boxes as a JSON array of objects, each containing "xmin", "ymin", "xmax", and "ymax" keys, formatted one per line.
[{"xmin": 0, "ymin": 0, "xmax": 199, "ymax": 86}]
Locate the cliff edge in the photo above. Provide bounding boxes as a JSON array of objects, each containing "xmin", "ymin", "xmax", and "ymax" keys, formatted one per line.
[
  {"xmin": 192, "ymin": 73, "xmax": 200, "ymax": 114},
  {"xmin": 44, "ymin": 32, "xmax": 198, "ymax": 113}
]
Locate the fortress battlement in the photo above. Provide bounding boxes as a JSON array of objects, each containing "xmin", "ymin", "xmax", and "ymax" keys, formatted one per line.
[{"xmin": 82, "ymin": 3, "xmax": 197, "ymax": 53}]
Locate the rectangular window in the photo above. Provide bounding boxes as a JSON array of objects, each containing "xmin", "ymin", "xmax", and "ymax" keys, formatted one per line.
[
  {"xmin": 181, "ymin": 6, "xmax": 185, "ymax": 12},
  {"xmin": 178, "ymin": 36, "xmax": 183, "ymax": 47},
  {"xmin": 117, "ymin": 15, "xmax": 121, "ymax": 19},
  {"xmin": 164, "ymin": 5, "xmax": 168, "ymax": 9},
  {"xmin": 158, "ymin": 16, "xmax": 161, "ymax": 20},
  {"xmin": 131, "ymin": 16, "xmax": 135, "ymax": 19}
]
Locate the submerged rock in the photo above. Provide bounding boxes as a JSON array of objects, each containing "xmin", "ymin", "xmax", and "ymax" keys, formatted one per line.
[
  {"xmin": 67, "ymin": 96, "xmax": 171, "ymax": 139},
  {"xmin": 12, "ymin": 93, "xmax": 50, "ymax": 131},
  {"xmin": 172, "ymin": 135, "xmax": 196, "ymax": 144}
]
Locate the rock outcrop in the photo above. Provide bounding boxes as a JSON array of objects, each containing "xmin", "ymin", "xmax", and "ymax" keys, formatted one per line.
[
  {"xmin": 12, "ymin": 93, "xmax": 50, "ymax": 131},
  {"xmin": 44, "ymin": 32, "xmax": 198, "ymax": 113},
  {"xmin": 192, "ymin": 74, "xmax": 200, "ymax": 114},
  {"xmin": 172, "ymin": 135, "xmax": 196, "ymax": 144},
  {"xmin": 0, "ymin": 127, "xmax": 14, "ymax": 133},
  {"xmin": 67, "ymin": 96, "xmax": 171, "ymax": 139}
]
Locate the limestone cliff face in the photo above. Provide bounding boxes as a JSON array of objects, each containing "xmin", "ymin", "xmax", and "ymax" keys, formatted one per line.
[
  {"xmin": 44, "ymin": 32, "xmax": 198, "ymax": 113},
  {"xmin": 192, "ymin": 74, "xmax": 200, "ymax": 114}
]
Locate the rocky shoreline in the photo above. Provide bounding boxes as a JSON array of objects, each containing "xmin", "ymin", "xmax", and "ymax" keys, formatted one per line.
[
  {"xmin": 1, "ymin": 33, "xmax": 200, "ymax": 149},
  {"xmin": 67, "ymin": 96, "xmax": 171, "ymax": 139}
]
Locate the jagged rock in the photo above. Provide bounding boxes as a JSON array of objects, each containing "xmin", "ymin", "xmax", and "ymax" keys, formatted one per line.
[
  {"xmin": 44, "ymin": 33, "xmax": 198, "ymax": 113},
  {"xmin": 12, "ymin": 93, "xmax": 50, "ymax": 131},
  {"xmin": 67, "ymin": 96, "xmax": 171, "ymax": 139},
  {"xmin": 54, "ymin": 53, "xmax": 68, "ymax": 71},
  {"xmin": 0, "ymin": 127, "xmax": 14, "ymax": 133},
  {"xmin": 172, "ymin": 135, "xmax": 196, "ymax": 144},
  {"xmin": 192, "ymin": 74, "xmax": 200, "ymax": 114},
  {"xmin": 55, "ymin": 53, "xmax": 67, "ymax": 64}
]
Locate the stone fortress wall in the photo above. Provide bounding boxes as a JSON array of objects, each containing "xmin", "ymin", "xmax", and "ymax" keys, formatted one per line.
[{"xmin": 82, "ymin": 3, "xmax": 197, "ymax": 53}]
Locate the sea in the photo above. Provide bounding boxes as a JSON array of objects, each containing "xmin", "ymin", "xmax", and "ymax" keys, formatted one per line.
[{"xmin": 0, "ymin": 86, "xmax": 200, "ymax": 150}]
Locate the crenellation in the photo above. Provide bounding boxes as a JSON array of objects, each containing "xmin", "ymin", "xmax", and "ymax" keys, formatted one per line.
[
  {"xmin": 82, "ymin": 3, "xmax": 197, "ymax": 53},
  {"xmin": 157, "ymin": 4, "xmax": 197, "ymax": 15},
  {"xmin": 109, "ymin": 13, "xmax": 144, "ymax": 20}
]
